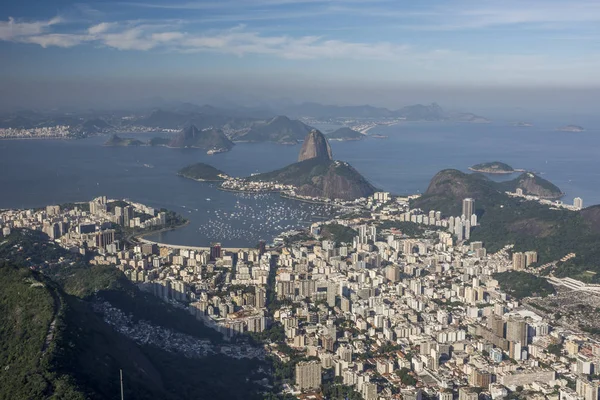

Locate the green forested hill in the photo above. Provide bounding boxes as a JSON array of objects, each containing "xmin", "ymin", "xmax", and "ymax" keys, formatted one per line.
[
  {"xmin": 0, "ymin": 262, "xmax": 85, "ymax": 399},
  {"xmin": 411, "ymin": 169, "xmax": 600, "ymax": 282},
  {"xmin": 0, "ymin": 230, "xmax": 269, "ymax": 400}
]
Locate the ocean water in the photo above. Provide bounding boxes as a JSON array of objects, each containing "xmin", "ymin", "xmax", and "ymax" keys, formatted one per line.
[{"xmin": 1, "ymin": 119, "xmax": 599, "ymax": 246}]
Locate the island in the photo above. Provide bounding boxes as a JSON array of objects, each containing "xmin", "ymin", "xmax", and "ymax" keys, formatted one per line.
[
  {"xmin": 104, "ymin": 134, "xmax": 144, "ymax": 147},
  {"xmin": 469, "ymin": 161, "xmax": 519, "ymax": 174},
  {"xmin": 168, "ymin": 125, "xmax": 234, "ymax": 153},
  {"xmin": 558, "ymin": 125, "xmax": 585, "ymax": 132},
  {"xmin": 177, "ymin": 163, "xmax": 229, "ymax": 181},
  {"xmin": 148, "ymin": 136, "xmax": 171, "ymax": 146},
  {"xmin": 326, "ymin": 127, "xmax": 365, "ymax": 141},
  {"xmin": 513, "ymin": 122, "xmax": 533, "ymax": 127}
]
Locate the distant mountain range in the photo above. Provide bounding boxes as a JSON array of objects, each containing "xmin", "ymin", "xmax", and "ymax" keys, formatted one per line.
[
  {"xmin": 234, "ymin": 115, "xmax": 313, "ymax": 144},
  {"xmin": 0, "ymin": 101, "xmax": 492, "ymax": 136}
]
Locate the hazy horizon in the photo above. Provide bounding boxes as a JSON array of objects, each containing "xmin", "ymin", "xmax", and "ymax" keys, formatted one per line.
[{"xmin": 2, "ymin": 0, "xmax": 600, "ymax": 115}]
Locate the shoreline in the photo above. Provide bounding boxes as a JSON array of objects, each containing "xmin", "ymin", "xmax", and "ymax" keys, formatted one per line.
[
  {"xmin": 132, "ymin": 219, "xmax": 191, "ymax": 241},
  {"xmin": 217, "ymin": 186, "xmax": 282, "ymax": 194},
  {"xmin": 468, "ymin": 167, "xmax": 526, "ymax": 174},
  {"xmin": 0, "ymin": 136, "xmax": 76, "ymax": 141}
]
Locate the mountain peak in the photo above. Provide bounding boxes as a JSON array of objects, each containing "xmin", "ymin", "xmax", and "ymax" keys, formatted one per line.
[{"xmin": 298, "ymin": 129, "xmax": 333, "ymax": 162}]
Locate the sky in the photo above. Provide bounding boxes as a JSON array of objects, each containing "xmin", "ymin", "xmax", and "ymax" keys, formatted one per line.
[{"xmin": 1, "ymin": 0, "xmax": 600, "ymax": 112}]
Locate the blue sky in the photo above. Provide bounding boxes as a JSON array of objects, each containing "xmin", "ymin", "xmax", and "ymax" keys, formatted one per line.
[{"xmin": 1, "ymin": 0, "xmax": 600, "ymax": 109}]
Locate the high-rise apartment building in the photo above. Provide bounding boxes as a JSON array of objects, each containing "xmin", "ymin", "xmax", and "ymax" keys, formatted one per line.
[
  {"xmin": 462, "ymin": 198, "xmax": 475, "ymax": 219},
  {"xmin": 295, "ymin": 360, "xmax": 321, "ymax": 391},
  {"xmin": 574, "ymin": 197, "xmax": 584, "ymax": 210},
  {"xmin": 512, "ymin": 252, "xmax": 526, "ymax": 271},
  {"xmin": 506, "ymin": 317, "xmax": 528, "ymax": 346},
  {"xmin": 210, "ymin": 242, "xmax": 222, "ymax": 261},
  {"xmin": 576, "ymin": 378, "xmax": 600, "ymax": 400}
]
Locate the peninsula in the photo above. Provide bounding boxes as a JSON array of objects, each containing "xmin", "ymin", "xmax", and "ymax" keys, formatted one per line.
[
  {"xmin": 104, "ymin": 134, "xmax": 144, "ymax": 147},
  {"xmin": 177, "ymin": 163, "xmax": 229, "ymax": 181},
  {"xmin": 326, "ymin": 127, "xmax": 365, "ymax": 141}
]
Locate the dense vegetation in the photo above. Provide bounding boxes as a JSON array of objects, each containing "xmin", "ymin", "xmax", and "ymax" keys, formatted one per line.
[
  {"xmin": 493, "ymin": 271, "xmax": 556, "ymax": 299},
  {"xmin": 412, "ymin": 169, "xmax": 600, "ymax": 281},
  {"xmin": 378, "ymin": 220, "xmax": 441, "ymax": 238},
  {"xmin": 326, "ymin": 127, "xmax": 364, "ymax": 140},
  {"xmin": 148, "ymin": 136, "xmax": 171, "ymax": 146},
  {"xmin": 0, "ymin": 230, "xmax": 269, "ymax": 400},
  {"xmin": 249, "ymin": 158, "xmax": 377, "ymax": 200},
  {"xmin": 499, "ymin": 173, "xmax": 563, "ymax": 198},
  {"xmin": 469, "ymin": 161, "xmax": 514, "ymax": 173},
  {"xmin": 320, "ymin": 223, "xmax": 357, "ymax": 244},
  {"xmin": 177, "ymin": 162, "xmax": 228, "ymax": 181},
  {"xmin": 0, "ymin": 262, "xmax": 85, "ymax": 399},
  {"xmin": 104, "ymin": 134, "xmax": 143, "ymax": 147},
  {"xmin": 239, "ymin": 115, "xmax": 312, "ymax": 143},
  {"xmin": 168, "ymin": 125, "xmax": 234, "ymax": 150}
]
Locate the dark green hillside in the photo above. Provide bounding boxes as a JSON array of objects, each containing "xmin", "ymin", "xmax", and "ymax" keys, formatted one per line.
[
  {"xmin": 178, "ymin": 162, "xmax": 228, "ymax": 181},
  {"xmin": 0, "ymin": 231, "xmax": 269, "ymax": 399},
  {"xmin": 104, "ymin": 134, "xmax": 143, "ymax": 147},
  {"xmin": 493, "ymin": 271, "xmax": 556, "ymax": 299},
  {"xmin": 168, "ymin": 125, "xmax": 234, "ymax": 150},
  {"xmin": 148, "ymin": 136, "xmax": 171, "ymax": 146},
  {"xmin": 412, "ymin": 169, "xmax": 600, "ymax": 281},
  {"xmin": 0, "ymin": 262, "xmax": 84, "ymax": 399},
  {"xmin": 327, "ymin": 127, "xmax": 364, "ymax": 141},
  {"xmin": 320, "ymin": 223, "xmax": 357, "ymax": 244},
  {"xmin": 249, "ymin": 158, "xmax": 376, "ymax": 200},
  {"xmin": 500, "ymin": 172, "xmax": 564, "ymax": 199},
  {"xmin": 469, "ymin": 161, "xmax": 514, "ymax": 173},
  {"xmin": 239, "ymin": 115, "xmax": 312, "ymax": 143}
]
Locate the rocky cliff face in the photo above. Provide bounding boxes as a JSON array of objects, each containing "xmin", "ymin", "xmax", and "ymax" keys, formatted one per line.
[{"xmin": 298, "ymin": 129, "xmax": 333, "ymax": 162}]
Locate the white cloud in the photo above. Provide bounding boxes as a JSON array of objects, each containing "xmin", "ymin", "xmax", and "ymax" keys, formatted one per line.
[
  {"xmin": 23, "ymin": 34, "xmax": 86, "ymax": 48},
  {"xmin": 0, "ymin": 17, "xmax": 62, "ymax": 41},
  {"xmin": 1, "ymin": 15, "xmax": 599, "ymax": 85},
  {"xmin": 88, "ymin": 22, "xmax": 117, "ymax": 35},
  {"xmin": 151, "ymin": 31, "xmax": 186, "ymax": 42}
]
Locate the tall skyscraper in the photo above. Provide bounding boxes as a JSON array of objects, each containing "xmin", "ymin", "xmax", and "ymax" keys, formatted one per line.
[
  {"xmin": 462, "ymin": 198, "xmax": 475, "ymax": 220},
  {"xmin": 255, "ymin": 287, "xmax": 266, "ymax": 308},
  {"xmin": 210, "ymin": 242, "xmax": 222, "ymax": 261},
  {"xmin": 385, "ymin": 265, "xmax": 400, "ymax": 282},
  {"xmin": 123, "ymin": 206, "xmax": 134, "ymax": 227},
  {"xmin": 574, "ymin": 197, "xmax": 584, "ymax": 210},
  {"xmin": 506, "ymin": 317, "xmax": 528, "ymax": 346},
  {"xmin": 295, "ymin": 360, "xmax": 322, "ymax": 390},
  {"xmin": 512, "ymin": 252, "xmax": 526, "ymax": 270}
]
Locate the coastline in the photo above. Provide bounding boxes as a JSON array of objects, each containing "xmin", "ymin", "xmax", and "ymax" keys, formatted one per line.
[
  {"xmin": 132, "ymin": 219, "xmax": 191, "ymax": 241},
  {"xmin": 0, "ymin": 136, "xmax": 76, "ymax": 141},
  {"xmin": 468, "ymin": 167, "xmax": 526, "ymax": 174},
  {"xmin": 177, "ymin": 174, "xmax": 226, "ymax": 183}
]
